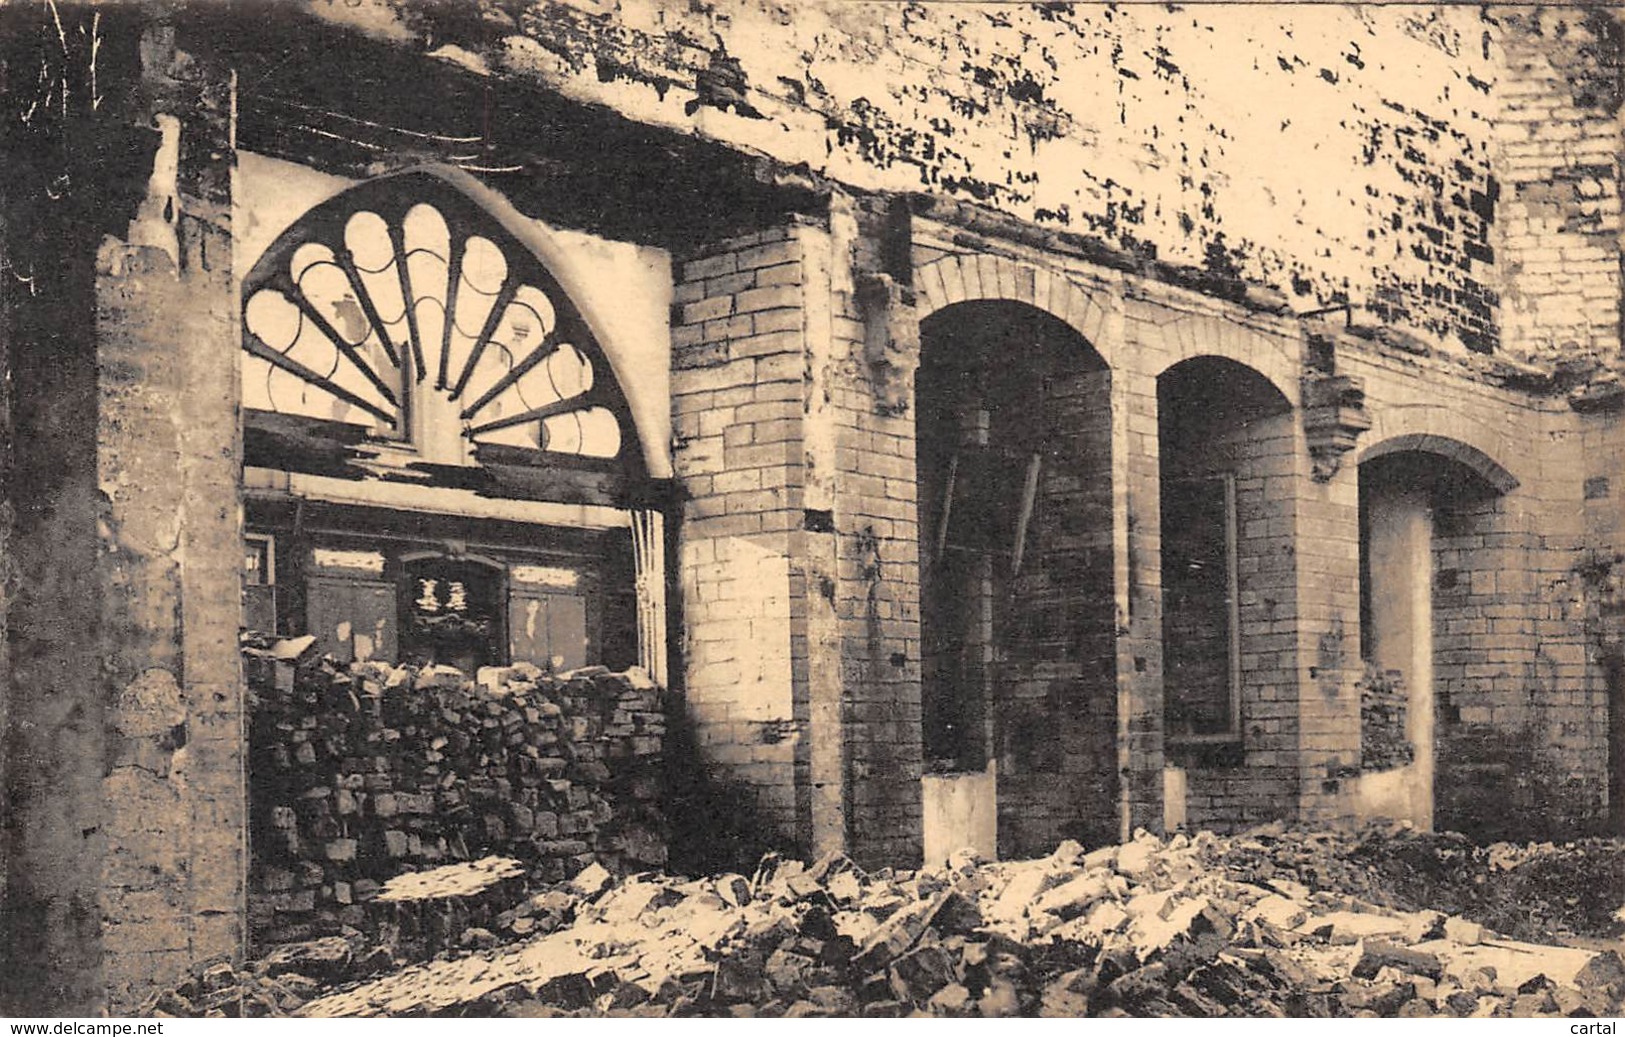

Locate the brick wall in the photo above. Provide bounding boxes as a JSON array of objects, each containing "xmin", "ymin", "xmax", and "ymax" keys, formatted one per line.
[
  {"xmin": 992, "ymin": 367, "xmax": 1118, "ymax": 856},
  {"xmin": 819, "ymin": 203, "xmax": 925, "ymax": 866},
  {"xmin": 1160, "ymin": 364, "xmax": 1301, "ymax": 831},
  {"xmin": 330, "ymin": 2, "xmax": 1523, "ymax": 359},
  {"xmin": 671, "ymin": 212, "xmax": 928, "ymax": 867},
  {"xmin": 1342, "ymin": 336, "xmax": 1602, "ymax": 838},
  {"xmin": 1493, "ymin": 7, "xmax": 1624, "ymax": 365},
  {"xmin": 1580, "ymin": 412, "xmax": 1625, "ymax": 830},
  {"xmin": 671, "ymin": 225, "xmax": 809, "ymax": 853}
]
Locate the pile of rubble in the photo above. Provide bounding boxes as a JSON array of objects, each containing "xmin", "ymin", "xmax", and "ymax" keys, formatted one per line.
[
  {"xmin": 156, "ymin": 824, "xmax": 1625, "ymax": 1018},
  {"xmin": 1210, "ymin": 825, "xmax": 1625, "ymax": 945},
  {"xmin": 245, "ymin": 638, "xmax": 668, "ymax": 946}
]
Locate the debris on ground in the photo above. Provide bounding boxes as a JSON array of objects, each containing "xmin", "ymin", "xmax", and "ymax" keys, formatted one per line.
[{"xmin": 143, "ymin": 823, "xmax": 1625, "ymax": 1018}]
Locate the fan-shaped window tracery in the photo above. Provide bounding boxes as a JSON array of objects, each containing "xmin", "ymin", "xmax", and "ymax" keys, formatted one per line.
[{"xmin": 241, "ymin": 174, "xmax": 635, "ymax": 470}]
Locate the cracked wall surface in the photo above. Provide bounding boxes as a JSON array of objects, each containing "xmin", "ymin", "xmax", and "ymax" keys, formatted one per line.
[
  {"xmin": 1, "ymin": 9, "xmax": 246, "ymax": 1014},
  {"xmin": 301, "ymin": 0, "xmax": 1530, "ymax": 358}
]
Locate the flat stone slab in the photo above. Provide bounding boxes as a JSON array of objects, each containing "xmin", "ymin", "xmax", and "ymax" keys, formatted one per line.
[{"xmin": 375, "ymin": 856, "xmax": 527, "ymax": 903}]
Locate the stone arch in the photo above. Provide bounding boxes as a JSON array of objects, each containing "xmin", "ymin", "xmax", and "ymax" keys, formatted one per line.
[
  {"xmin": 1354, "ymin": 428, "xmax": 1519, "ymax": 836},
  {"xmin": 914, "ymin": 252, "xmax": 1115, "ymax": 367},
  {"xmin": 1156, "ymin": 352, "xmax": 1299, "ymax": 825},
  {"xmin": 1148, "ymin": 316, "xmax": 1301, "ymax": 409},
  {"xmin": 914, "ymin": 291, "xmax": 1120, "ymax": 858},
  {"xmin": 1359, "ymin": 432, "xmax": 1519, "ymax": 495}
]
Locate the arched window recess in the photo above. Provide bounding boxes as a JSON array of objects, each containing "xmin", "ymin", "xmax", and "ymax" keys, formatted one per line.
[{"xmin": 241, "ymin": 172, "xmax": 649, "ymax": 496}]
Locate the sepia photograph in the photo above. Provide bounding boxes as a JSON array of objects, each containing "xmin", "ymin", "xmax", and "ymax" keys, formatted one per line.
[{"xmin": 0, "ymin": 0, "xmax": 1622, "ymax": 1022}]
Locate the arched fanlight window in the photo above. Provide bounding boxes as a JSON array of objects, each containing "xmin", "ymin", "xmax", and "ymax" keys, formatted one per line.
[{"xmin": 241, "ymin": 173, "xmax": 641, "ymax": 475}]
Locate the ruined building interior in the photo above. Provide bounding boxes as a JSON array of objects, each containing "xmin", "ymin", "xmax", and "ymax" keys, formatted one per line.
[{"xmin": 3, "ymin": 0, "xmax": 1625, "ymax": 1015}]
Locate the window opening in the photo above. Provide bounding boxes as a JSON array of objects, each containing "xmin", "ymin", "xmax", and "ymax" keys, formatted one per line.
[
  {"xmin": 241, "ymin": 174, "xmax": 639, "ymax": 471},
  {"xmin": 1162, "ymin": 473, "xmax": 1241, "ymax": 741},
  {"xmin": 243, "ymin": 533, "xmax": 277, "ymax": 634}
]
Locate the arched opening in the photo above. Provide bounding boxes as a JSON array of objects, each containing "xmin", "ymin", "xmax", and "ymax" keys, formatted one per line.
[
  {"xmin": 239, "ymin": 170, "xmax": 648, "ymax": 487},
  {"xmin": 237, "ymin": 171, "xmax": 662, "ymax": 677},
  {"xmin": 1356, "ymin": 445, "xmax": 1513, "ymax": 834},
  {"xmin": 237, "ymin": 172, "xmax": 667, "ymax": 953},
  {"xmin": 1156, "ymin": 356, "xmax": 1293, "ymax": 830},
  {"xmin": 916, "ymin": 300, "xmax": 1115, "ymax": 859}
]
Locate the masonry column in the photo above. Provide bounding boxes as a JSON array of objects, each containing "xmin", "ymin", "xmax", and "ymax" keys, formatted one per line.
[
  {"xmin": 95, "ymin": 22, "xmax": 246, "ymax": 1011},
  {"xmin": 1112, "ymin": 359, "xmax": 1167, "ymax": 839},
  {"xmin": 1293, "ymin": 423, "xmax": 1364, "ymax": 825},
  {"xmin": 1, "ymin": 8, "xmax": 246, "ymax": 1014},
  {"xmin": 830, "ymin": 195, "xmax": 924, "ymax": 867},
  {"xmin": 670, "ymin": 223, "xmax": 812, "ymax": 860}
]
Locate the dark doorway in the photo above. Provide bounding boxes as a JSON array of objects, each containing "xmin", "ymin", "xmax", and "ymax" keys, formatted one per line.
[{"xmin": 916, "ymin": 300, "xmax": 1116, "ymax": 855}]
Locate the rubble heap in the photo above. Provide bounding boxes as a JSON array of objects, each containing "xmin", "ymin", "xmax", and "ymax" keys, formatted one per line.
[
  {"xmin": 245, "ymin": 639, "xmax": 668, "ymax": 948},
  {"xmin": 162, "ymin": 823, "xmax": 1625, "ymax": 1018},
  {"xmin": 1211, "ymin": 825, "xmax": 1625, "ymax": 945}
]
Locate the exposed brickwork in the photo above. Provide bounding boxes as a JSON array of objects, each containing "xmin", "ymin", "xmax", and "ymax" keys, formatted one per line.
[
  {"xmin": 1159, "ymin": 362, "xmax": 1301, "ymax": 831},
  {"xmin": 1112, "ymin": 361, "xmax": 1167, "ymax": 840},
  {"xmin": 1360, "ymin": 669, "xmax": 1413, "ymax": 773},
  {"xmin": 1288, "ymin": 450, "xmax": 1364, "ymax": 826},
  {"xmin": 672, "ymin": 214, "xmax": 929, "ymax": 867},
  {"xmin": 1342, "ymin": 337, "xmax": 1601, "ymax": 837},
  {"xmin": 671, "ymin": 226, "xmax": 809, "ymax": 852},
  {"xmin": 1493, "ymin": 7, "xmax": 1624, "ymax": 364},
  {"xmin": 816, "ymin": 206, "xmax": 925, "ymax": 867},
  {"xmin": 997, "ymin": 368, "xmax": 1118, "ymax": 854},
  {"xmin": 336, "ymin": 2, "xmax": 1517, "ymax": 357},
  {"xmin": 245, "ymin": 654, "xmax": 666, "ymax": 948}
]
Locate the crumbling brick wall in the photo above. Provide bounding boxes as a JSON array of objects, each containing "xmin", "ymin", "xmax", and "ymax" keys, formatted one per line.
[
  {"xmin": 1492, "ymin": 7, "xmax": 1624, "ymax": 365},
  {"xmin": 245, "ymin": 649, "xmax": 666, "ymax": 949},
  {"xmin": 1159, "ymin": 362, "xmax": 1299, "ymax": 831},
  {"xmin": 0, "ymin": 8, "xmax": 246, "ymax": 1015},
  {"xmin": 308, "ymin": 1, "xmax": 1518, "ymax": 358},
  {"xmin": 1359, "ymin": 668, "xmax": 1412, "ymax": 773}
]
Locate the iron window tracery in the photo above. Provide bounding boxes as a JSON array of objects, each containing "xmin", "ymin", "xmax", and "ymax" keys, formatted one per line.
[{"xmin": 241, "ymin": 173, "xmax": 640, "ymax": 473}]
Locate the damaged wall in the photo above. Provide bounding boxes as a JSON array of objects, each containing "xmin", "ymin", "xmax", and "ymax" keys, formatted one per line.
[
  {"xmin": 1338, "ymin": 337, "xmax": 1607, "ymax": 839},
  {"xmin": 93, "ymin": 38, "xmax": 248, "ymax": 1013},
  {"xmin": 1, "ymin": 9, "xmax": 247, "ymax": 1015},
  {"xmin": 303, "ymin": 0, "xmax": 1514, "ymax": 357},
  {"xmin": 1492, "ymin": 7, "xmax": 1624, "ymax": 366}
]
